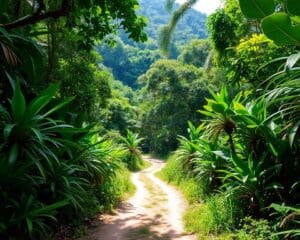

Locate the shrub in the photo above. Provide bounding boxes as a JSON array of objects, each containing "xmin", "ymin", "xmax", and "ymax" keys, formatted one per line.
[
  {"xmin": 184, "ymin": 193, "xmax": 243, "ymax": 238},
  {"xmin": 120, "ymin": 130, "xmax": 144, "ymax": 171},
  {"xmin": 0, "ymin": 82, "xmax": 128, "ymax": 239},
  {"xmin": 236, "ymin": 217, "xmax": 279, "ymax": 240}
]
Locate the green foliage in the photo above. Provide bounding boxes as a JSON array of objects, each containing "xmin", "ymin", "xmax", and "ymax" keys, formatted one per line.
[
  {"xmin": 0, "ymin": 0, "xmax": 147, "ymax": 49},
  {"xmin": 158, "ymin": 0, "xmax": 207, "ymax": 56},
  {"xmin": 223, "ymin": 0, "xmax": 252, "ymax": 40},
  {"xmin": 159, "ymin": 153, "xmax": 207, "ymax": 203},
  {"xmin": 238, "ymin": 0, "xmax": 300, "ymax": 46},
  {"xmin": 227, "ymin": 34, "xmax": 293, "ymax": 86},
  {"xmin": 57, "ymin": 51, "xmax": 112, "ymax": 121},
  {"xmin": 270, "ymin": 204, "xmax": 300, "ymax": 238},
  {"xmin": 98, "ymin": 0, "xmax": 207, "ymax": 87},
  {"xmin": 0, "ymin": 83, "xmax": 129, "ymax": 239},
  {"xmin": 236, "ymin": 217, "xmax": 279, "ymax": 240},
  {"xmin": 178, "ymin": 39, "xmax": 211, "ymax": 67},
  {"xmin": 99, "ymin": 80, "xmax": 138, "ymax": 135},
  {"xmin": 98, "ymin": 40, "xmax": 161, "ymax": 87},
  {"xmin": 239, "ymin": 0, "xmax": 275, "ymax": 19},
  {"xmin": 263, "ymin": 52, "xmax": 300, "ymax": 148},
  {"xmin": 156, "ymin": 0, "xmax": 300, "ymax": 238},
  {"xmin": 184, "ymin": 194, "xmax": 242, "ymax": 238},
  {"xmin": 166, "ymin": 75, "xmax": 298, "ymax": 234},
  {"xmin": 120, "ymin": 130, "xmax": 144, "ymax": 171},
  {"xmin": 207, "ymin": 9, "xmax": 238, "ymax": 55},
  {"xmin": 97, "ymin": 164, "xmax": 136, "ymax": 211},
  {"xmin": 175, "ymin": 122, "xmax": 227, "ymax": 193},
  {"xmin": 139, "ymin": 59, "xmax": 212, "ymax": 154}
]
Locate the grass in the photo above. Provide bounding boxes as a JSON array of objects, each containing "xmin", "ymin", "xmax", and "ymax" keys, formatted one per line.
[
  {"xmin": 98, "ymin": 164, "xmax": 136, "ymax": 212},
  {"xmin": 157, "ymin": 154, "xmax": 206, "ymax": 203},
  {"xmin": 139, "ymin": 173, "xmax": 168, "ymax": 213},
  {"xmin": 157, "ymin": 153, "xmax": 242, "ymax": 240}
]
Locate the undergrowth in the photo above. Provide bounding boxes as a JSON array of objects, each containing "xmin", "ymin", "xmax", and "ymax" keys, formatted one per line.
[
  {"xmin": 158, "ymin": 153, "xmax": 276, "ymax": 240},
  {"xmin": 157, "ymin": 153, "xmax": 206, "ymax": 203},
  {"xmin": 98, "ymin": 163, "xmax": 136, "ymax": 212}
]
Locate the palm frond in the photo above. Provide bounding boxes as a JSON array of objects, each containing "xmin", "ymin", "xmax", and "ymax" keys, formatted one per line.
[{"xmin": 159, "ymin": 0, "xmax": 198, "ymax": 56}]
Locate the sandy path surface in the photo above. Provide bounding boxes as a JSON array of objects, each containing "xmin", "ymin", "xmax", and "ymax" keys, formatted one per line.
[{"xmin": 80, "ymin": 156, "xmax": 196, "ymax": 240}]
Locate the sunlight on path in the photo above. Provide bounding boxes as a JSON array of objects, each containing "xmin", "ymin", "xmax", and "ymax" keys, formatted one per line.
[{"xmin": 80, "ymin": 157, "xmax": 196, "ymax": 240}]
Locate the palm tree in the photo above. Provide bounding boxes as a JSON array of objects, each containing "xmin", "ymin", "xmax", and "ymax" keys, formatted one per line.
[{"xmin": 159, "ymin": 0, "xmax": 198, "ymax": 56}]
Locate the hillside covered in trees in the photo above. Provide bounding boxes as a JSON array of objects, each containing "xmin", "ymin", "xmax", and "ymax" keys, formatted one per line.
[{"xmin": 97, "ymin": 0, "xmax": 207, "ymax": 87}]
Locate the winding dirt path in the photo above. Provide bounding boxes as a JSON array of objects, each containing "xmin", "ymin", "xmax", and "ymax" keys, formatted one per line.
[{"xmin": 80, "ymin": 157, "xmax": 196, "ymax": 240}]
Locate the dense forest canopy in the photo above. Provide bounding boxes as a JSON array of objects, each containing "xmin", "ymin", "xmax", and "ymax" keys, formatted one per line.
[{"xmin": 97, "ymin": 0, "xmax": 207, "ymax": 88}]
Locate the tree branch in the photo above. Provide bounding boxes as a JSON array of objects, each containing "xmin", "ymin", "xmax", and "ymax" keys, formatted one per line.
[{"xmin": 1, "ymin": 0, "xmax": 71, "ymax": 30}]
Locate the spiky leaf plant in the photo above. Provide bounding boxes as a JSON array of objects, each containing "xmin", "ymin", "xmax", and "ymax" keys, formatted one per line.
[{"xmin": 120, "ymin": 130, "xmax": 144, "ymax": 171}]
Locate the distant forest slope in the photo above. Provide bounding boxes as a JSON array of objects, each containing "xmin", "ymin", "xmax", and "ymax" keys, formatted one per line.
[{"xmin": 96, "ymin": 0, "xmax": 207, "ymax": 88}]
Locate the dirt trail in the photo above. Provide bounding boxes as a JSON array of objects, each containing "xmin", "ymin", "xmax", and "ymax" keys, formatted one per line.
[{"xmin": 80, "ymin": 157, "xmax": 196, "ymax": 240}]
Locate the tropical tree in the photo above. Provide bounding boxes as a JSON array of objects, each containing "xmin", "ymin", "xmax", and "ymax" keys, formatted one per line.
[
  {"xmin": 139, "ymin": 59, "xmax": 211, "ymax": 154},
  {"xmin": 178, "ymin": 39, "xmax": 211, "ymax": 67}
]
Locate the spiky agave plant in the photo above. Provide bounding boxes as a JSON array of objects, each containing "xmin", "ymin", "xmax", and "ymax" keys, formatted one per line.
[
  {"xmin": 176, "ymin": 122, "xmax": 203, "ymax": 172},
  {"xmin": 120, "ymin": 130, "xmax": 144, "ymax": 171},
  {"xmin": 220, "ymin": 153, "xmax": 282, "ymax": 216},
  {"xmin": 0, "ymin": 81, "xmax": 124, "ymax": 238},
  {"xmin": 199, "ymin": 86, "xmax": 237, "ymax": 154},
  {"xmin": 262, "ymin": 52, "xmax": 300, "ymax": 148},
  {"xmin": 0, "ymin": 82, "xmax": 75, "ymax": 238}
]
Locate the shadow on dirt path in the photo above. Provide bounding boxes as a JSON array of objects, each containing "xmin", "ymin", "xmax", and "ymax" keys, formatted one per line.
[{"xmin": 79, "ymin": 156, "xmax": 196, "ymax": 240}]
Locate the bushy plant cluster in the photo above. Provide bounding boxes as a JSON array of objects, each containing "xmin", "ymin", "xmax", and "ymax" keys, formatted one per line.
[
  {"xmin": 0, "ymin": 82, "xmax": 140, "ymax": 239},
  {"xmin": 0, "ymin": 1, "xmax": 148, "ymax": 238},
  {"xmin": 162, "ymin": 75, "xmax": 299, "ymax": 237},
  {"xmin": 120, "ymin": 130, "xmax": 145, "ymax": 171}
]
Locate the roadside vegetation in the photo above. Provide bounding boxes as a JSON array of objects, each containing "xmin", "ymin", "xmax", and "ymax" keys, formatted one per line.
[
  {"xmin": 0, "ymin": 1, "xmax": 145, "ymax": 239},
  {"xmin": 157, "ymin": 0, "xmax": 300, "ymax": 239}
]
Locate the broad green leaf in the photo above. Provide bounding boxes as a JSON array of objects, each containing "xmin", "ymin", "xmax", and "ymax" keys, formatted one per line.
[
  {"xmin": 12, "ymin": 82, "xmax": 26, "ymax": 121},
  {"xmin": 0, "ymin": 26, "xmax": 12, "ymax": 42},
  {"xmin": 31, "ymin": 199, "xmax": 69, "ymax": 216},
  {"xmin": 26, "ymin": 218, "xmax": 33, "ymax": 235},
  {"xmin": 233, "ymin": 101, "xmax": 248, "ymax": 114},
  {"xmin": 270, "ymin": 203, "xmax": 299, "ymax": 214},
  {"xmin": 31, "ymin": 128, "xmax": 44, "ymax": 142},
  {"xmin": 238, "ymin": 0, "xmax": 275, "ymax": 19},
  {"xmin": 242, "ymin": 175, "xmax": 249, "ymax": 183},
  {"xmin": 292, "ymin": 16, "xmax": 300, "ymax": 24},
  {"xmin": 42, "ymin": 97, "xmax": 74, "ymax": 117},
  {"xmin": 211, "ymin": 103, "xmax": 226, "ymax": 114},
  {"xmin": 198, "ymin": 110, "xmax": 217, "ymax": 117},
  {"xmin": 285, "ymin": 52, "xmax": 300, "ymax": 70},
  {"xmin": 8, "ymin": 143, "xmax": 19, "ymax": 165},
  {"xmin": 268, "ymin": 142, "xmax": 278, "ymax": 156},
  {"xmin": 286, "ymin": 0, "xmax": 300, "ymax": 16},
  {"xmin": 35, "ymin": 160, "xmax": 46, "ymax": 178},
  {"xmin": 262, "ymin": 13, "xmax": 300, "ymax": 46},
  {"xmin": 246, "ymin": 124, "xmax": 258, "ymax": 128},
  {"xmin": 289, "ymin": 121, "xmax": 300, "ymax": 148},
  {"xmin": 27, "ymin": 84, "xmax": 59, "ymax": 118},
  {"xmin": 4, "ymin": 124, "xmax": 15, "ymax": 141}
]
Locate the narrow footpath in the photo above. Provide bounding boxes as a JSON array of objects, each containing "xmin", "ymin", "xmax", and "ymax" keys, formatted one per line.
[{"xmin": 80, "ymin": 156, "xmax": 196, "ymax": 240}]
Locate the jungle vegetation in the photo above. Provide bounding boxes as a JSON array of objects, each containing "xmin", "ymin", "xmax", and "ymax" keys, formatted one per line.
[{"xmin": 0, "ymin": 0, "xmax": 299, "ymax": 239}]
